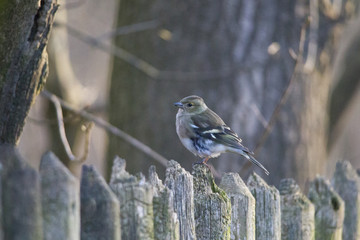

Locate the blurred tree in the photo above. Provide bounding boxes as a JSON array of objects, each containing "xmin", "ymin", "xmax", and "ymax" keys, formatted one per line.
[
  {"xmin": 40, "ymin": 1, "xmax": 117, "ymax": 176},
  {"xmin": 107, "ymin": 0, "xmax": 356, "ymax": 186}
]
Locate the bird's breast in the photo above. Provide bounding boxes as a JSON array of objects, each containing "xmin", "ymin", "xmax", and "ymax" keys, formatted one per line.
[{"xmin": 176, "ymin": 113, "xmax": 193, "ymax": 138}]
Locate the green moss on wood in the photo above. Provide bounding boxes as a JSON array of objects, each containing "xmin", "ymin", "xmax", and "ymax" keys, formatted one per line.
[{"xmin": 192, "ymin": 164, "xmax": 231, "ymax": 240}]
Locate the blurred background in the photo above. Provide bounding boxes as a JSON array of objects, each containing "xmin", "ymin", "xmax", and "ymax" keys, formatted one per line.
[{"xmin": 18, "ymin": 0, "xmax": 360, "ymax": 188}]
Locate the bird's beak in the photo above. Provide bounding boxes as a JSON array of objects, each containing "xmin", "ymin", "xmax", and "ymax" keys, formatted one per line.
[{"xmin": 174, "ymin": 102, "xmax": 183, "ymax": 108}]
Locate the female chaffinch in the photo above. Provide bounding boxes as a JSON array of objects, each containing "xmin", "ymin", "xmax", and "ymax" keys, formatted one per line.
[{"xmin": 174, "ymin": 95, "xmax": 269, "ymax": 175}]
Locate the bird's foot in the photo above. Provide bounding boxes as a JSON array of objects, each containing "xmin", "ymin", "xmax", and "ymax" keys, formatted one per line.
[
  {"xmin": 193, "ymin": 157, "xmax": 209, "ymax": 165},
  {"xmin": 192, "ymin": 157, "xmax": 211, "ymax": 171}
]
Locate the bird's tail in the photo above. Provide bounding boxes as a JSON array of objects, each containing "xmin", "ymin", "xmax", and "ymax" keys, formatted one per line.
[{"xmin": 233, "ymin": 148, "xmax": 270, "ymax": 175}]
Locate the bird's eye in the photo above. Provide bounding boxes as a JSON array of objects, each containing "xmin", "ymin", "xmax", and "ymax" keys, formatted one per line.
[{"xmin": 187, "ymin": 103, "xmax": 193, "ymax": 107}]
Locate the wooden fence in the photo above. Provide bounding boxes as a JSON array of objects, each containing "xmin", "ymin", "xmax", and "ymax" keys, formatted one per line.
[{"xmin": 0, "ymin": 144, "xmax": 359, "ymax": 240}]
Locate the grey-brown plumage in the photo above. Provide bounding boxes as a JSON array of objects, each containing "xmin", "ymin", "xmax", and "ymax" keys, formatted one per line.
[{"xmin": 174, "ymin": 95, "xmax": 269, "ymax": 175}]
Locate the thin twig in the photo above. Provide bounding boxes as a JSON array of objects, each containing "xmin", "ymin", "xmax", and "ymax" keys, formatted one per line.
[
  {"xmin": 41, "ymin": 90, "xmax": 169, "ymax": 167},
  {"xmin": 253, "ymin": 18, "xmax": 310, "ymax": 155},
  {"xmin": 54, "ymin": 22, "xmax": 160, "ymax": 78},
  {"xmin": 239, "ymin": 19, "xmax": 310, "ymax": 176},
  {"xmin": 54, "ymin": 21, "xmax": 235, "ymax": 81},
  {"xmin": 96, "ymin": 20, "xmax": 159, "ymax": 41},
  {"xmin": 50, "ymin": 91, "xmax": 78, "ymax": 161}
]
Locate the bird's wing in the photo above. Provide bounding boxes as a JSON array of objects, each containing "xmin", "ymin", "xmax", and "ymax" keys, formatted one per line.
[
  {"xmin": 190, "ymin": 109, "xmax": 251, "ymax": 152},
  {"xmin": 199, "ymin": 125, "xmax": 249, "ymax": 150}
]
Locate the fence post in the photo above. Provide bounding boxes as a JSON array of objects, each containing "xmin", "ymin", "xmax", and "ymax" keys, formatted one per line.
[
  {"xmin": 220, "ymin": 172, "xmax": 255, "ymax": 240},
  {"xmin": 247, "ymin": 173, "xmax": 281, "ymax": 240},
  {"xmin": 149, "ymin": 165, "xmax": 179, "ymax": 240},
  {"xmin": 308, "ymin": 176, "xmax": 344, "ymax": 240},
  {"xmin": 332, "ymin": 161, "xmax": 360, "ymax": 240},
  {"xmin": 0, "ymin": 145, "xmax": 43, "ymax": 240},
  {"xmin": 279, "ymin": 178, "xmax": 315, "ymax": 240},
  {"xmin": 110, "ymin": 157, "xmax": 154, "ymax": 240},
  {"xmin": 81, "ymin": 165, "xmax": 121, "ymax": 240},
  {"xmin": 164, "ymin": 160, "xmax": 196, "ymax": 240},
  {"xmin": 40, "ymin": 152, "xmax": 80, "ymax": 240},
  {"xmin": 192, "ymin": 164, "xmax": 231, "ymax": 240}
]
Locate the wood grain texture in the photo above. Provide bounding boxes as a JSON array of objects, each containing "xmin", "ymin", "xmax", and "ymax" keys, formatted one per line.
[
  {"xmin": 247, "ymin": 172, "xmax": 281, "ymax": 240},
  {"xmin": 192, "ymin": 164, "xmax": 231, "ymax": 240},
  {"xmin": 110, "ymin": 157, "xmax": 154, "ymax": 240},
  {"xmin": 165, "ymin": 160, "xmax": 196, "ymax": 240},
  {"xmin": 149, "ymin": 165, "xmax": 179, "ymax": 240},
  {"xmin": 220, "ymin": 172, "xmax": 255, "ymax": 240}
]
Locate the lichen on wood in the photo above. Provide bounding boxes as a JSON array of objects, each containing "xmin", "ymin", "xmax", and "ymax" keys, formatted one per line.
[
  {"xmin": 149, "ymin": 165, "xmax": 179, "ymax": 240},
  {"xmin": 192, "ymin": 164, "xmax": 231, "ymax": 240},
  {"xmin": 110, "ymin": 157, "xmax": 154, "ymax": 240}
]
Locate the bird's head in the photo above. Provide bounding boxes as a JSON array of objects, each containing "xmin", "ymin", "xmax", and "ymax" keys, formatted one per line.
[{"xmin": 174, "ymin": 95, "xmax": 207, "ymax": 114}]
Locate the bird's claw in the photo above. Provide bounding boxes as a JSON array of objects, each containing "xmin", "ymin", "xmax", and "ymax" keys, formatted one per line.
[{"xmin": 192, "ymin": 159, "xmax": 212, "ymax": 171}]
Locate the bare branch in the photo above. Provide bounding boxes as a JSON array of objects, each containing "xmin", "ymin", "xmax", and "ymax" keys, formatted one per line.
[
  {"xmin": 41, "ymin": 90, "xmax": 169, "ymax": 167},
  {"xmin": 253, "ymin": 19, "xmax": 310, "ymax": 155},
  {"xmin": 46, "ymin": 90, "xmax": 93, "ymax": 163},
  {"xmin": 50, "ymin": 91, "xmax": 77, "ymax": 162},
  {"xmin": 239, "ymin": 19, "xmax": 310, "ymax": 176}
]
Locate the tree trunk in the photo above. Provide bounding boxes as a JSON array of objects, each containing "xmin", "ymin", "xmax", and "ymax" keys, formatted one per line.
[
  {"xmin": 108, "ymin": 0, "xmax": 352, "ymax": 186},
  {"xmin": 0, "ymin": 0, "xmax": 58, "ymax": 145}
]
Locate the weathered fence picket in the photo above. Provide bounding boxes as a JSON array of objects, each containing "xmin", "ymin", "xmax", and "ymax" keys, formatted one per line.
[
  {"xmin": 0, "ymin": 148, "xmax": 359, "ymax": 240},
  {"xmin": 219, "ymin": 172, "xmax": 255, "ymax": 240},
  {"xmin": 308, "ymin": 177, "xmax": 344, "ymax": 240},
  {"xmin": 0, "ymin": 145, "xmax": 42, "ymax": 240},
  {"xmin": 192, "ymin": 164, "xmax": 231, "ymax": 240},
  {"xmin": 110, "ymin": 157, "xmax": 154, "ymax": 240},
  {"xmin": 247, "ymin": 172, "xmax": 281, "ymax": 240},
  {"xmin": 332, "ymin": 161, "xmax": 360, "ymax": 240},
  {"xmin": 40, "ymin": 152, "xmax": 80, "ymax": 240},
  {"xmin": 279, "ymin": 178, "xmax": 315, "ymax": 240},
  {"xmin": 149, "ymin": 166, "xmax": 179, "ymax": 240},
  {"xmin": 164, "ymin": 160, "xmax": 196, "ymax": 240},
  {"xmin": 80, "ymin": 165, "xmax": 121, "ymax": 240}
]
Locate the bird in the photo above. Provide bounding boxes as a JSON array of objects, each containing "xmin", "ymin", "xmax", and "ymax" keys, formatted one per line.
[{"xmin": 174, "ymin": 95, "xmax": 269, "ymax": 175}]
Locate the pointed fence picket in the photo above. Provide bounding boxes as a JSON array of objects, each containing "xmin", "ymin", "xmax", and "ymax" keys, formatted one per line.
[{"xmin": 0, "ymin": 149, "xmax": 359, "ymax": 240}]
